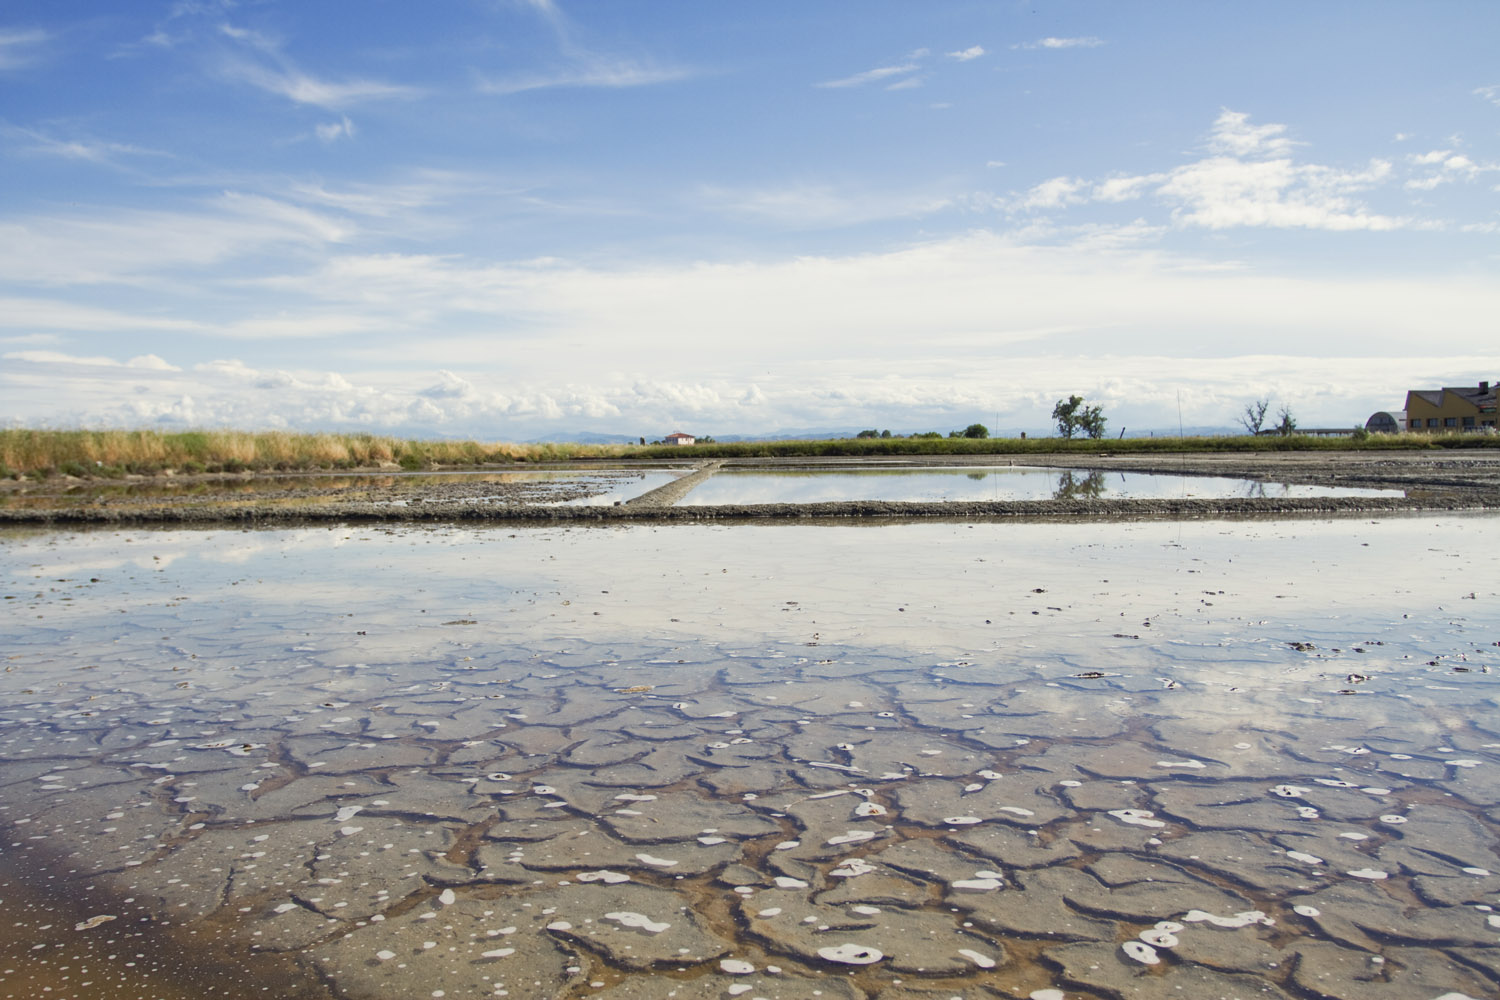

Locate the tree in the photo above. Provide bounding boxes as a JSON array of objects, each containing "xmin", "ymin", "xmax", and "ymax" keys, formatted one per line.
[
  {"xmin": 880, "ymin": 429, "xmax": 892, "ymax": 438},
  {"xmin": 855, "ymin": 429, "xmax": 879, "ymax": 439},
  {"xmin": 1052, "ymin": 395, "xmax": 1107, "ymax": 439},
  {"xmin": 962, "ymin": 423, "xmax": 989, "ymax": 439},
  {"xmin": 1275, "ymin": 404, "xmax": 1297, "ymax": 436},
  {"xmin": 1238, "ymin": 398, "xmax": 1270, "ymax": 435}
]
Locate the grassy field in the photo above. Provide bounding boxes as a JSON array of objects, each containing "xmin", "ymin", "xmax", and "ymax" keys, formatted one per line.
[
  {"xmin": 0, "ymin": 429, "xmax": 626, "ymax": 478},
  {"xmin": 0, "ymin": 427, "xmax": 1490, "ymax": 479}
]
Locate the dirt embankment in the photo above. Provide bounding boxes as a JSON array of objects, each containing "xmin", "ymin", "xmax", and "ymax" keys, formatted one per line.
[{"xmin": 2, "ymin": 450, "xmax": 1498, "ymax": 525}]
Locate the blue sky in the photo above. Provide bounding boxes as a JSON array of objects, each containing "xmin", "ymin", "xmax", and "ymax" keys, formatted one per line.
[{"xmin": 3, "ymin": 1, "xmax": 1498, "ymax": 439}]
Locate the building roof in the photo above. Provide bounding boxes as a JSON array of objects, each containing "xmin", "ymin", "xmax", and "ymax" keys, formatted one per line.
[
  {"xmin": 1442, "ymin": 383, "xmax": 1497, "ymax": 410},
  {"xmin": 1406, "ymin": 381, "xmax": 1497, "ymax": 411}
]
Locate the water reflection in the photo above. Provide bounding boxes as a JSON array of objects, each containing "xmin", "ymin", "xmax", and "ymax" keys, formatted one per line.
[
  {"xmin": 0, "ymin": 516, "xmax": 1495, "ymax": 1000},
  {"xmin": 1050, "ymin": 469, "xmax": 1106, "ymax": 500},
  {"xmin": 680, "ymin": 466, "xmax": 1400, "ymax": 504}
]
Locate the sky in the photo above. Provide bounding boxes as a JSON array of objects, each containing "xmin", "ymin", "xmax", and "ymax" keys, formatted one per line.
[{"xmin": 3, "ymin": 0, "xmax": 1499, "ymax": 440}]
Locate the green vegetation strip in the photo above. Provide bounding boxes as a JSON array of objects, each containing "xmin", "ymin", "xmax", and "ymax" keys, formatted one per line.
[{"xmin": 2, "ymin": 428, "xmax": 1494, "ymax": 480}]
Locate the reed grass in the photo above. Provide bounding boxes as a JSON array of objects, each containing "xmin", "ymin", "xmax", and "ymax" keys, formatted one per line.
[
  {"xmin": 0, "ymin": 427, "xmax": 1476, "ymax": 478},
  {"xmin": 0, "ymin": 429, "xmax": 629, "ymax": 477}
]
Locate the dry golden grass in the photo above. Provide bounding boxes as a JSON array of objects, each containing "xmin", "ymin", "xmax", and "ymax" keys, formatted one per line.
[
  {"xmin": 0, "ymin": 429, "xmax": 630, "ymax": 476},
  {"xmin": 0, "ymin": 426, "xmax": 1461, "ymax": 479}
]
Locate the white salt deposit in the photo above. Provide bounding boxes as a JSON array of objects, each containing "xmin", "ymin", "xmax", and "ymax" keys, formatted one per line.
[
  {"xmin": 1183, "ymin": 909, "xmax": 1272, "ymax": 928},
  {"xmin": 816, "ymin": 943, "xmax": 883, "ymax": 965},
  {"xmin": 634, "ymin": 853, "xmax": 679, "ymax": 867},
  {"xmin": 603, "ymin": 911, "xmax": 670, "ymax": 934},
  {"xmin": 1121, "ymin": 940, "xmax": 1160, "ymax": 964},
  {"xmin": 1107, "ymin": 809, "xmax": 1165, "ymax": 828},
  {"xmin": 826, "ymin": 830, "xmax": 877, "ymax": 846}
]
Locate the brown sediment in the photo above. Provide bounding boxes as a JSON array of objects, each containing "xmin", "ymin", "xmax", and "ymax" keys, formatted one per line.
[{"xmin": 1, "ymin": 450, "xmax": 1498, "ymax": 524}]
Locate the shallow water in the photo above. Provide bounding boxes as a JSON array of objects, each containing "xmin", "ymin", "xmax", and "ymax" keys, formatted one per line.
[
  {"xmin": 0, "ymin": 468, "xmax": 681, "ymax": 510},
  {"xmin": 677, "ymin": 466, "xmax": 1403, "ymax": 505},
  {"xmin": 0, "ymin": 516, "xmax": 1496, "ymax": 1000}
]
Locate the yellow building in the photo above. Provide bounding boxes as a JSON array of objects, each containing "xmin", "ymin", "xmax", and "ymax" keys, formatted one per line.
[{"xmin": 1404, "ymin": 380, "xmax": 1497, "ymax": 432}]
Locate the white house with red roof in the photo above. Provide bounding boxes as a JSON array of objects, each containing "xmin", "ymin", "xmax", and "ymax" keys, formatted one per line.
[{"xmin": 663, "ymin": 432, "xmax": 696, "ymax": 446}]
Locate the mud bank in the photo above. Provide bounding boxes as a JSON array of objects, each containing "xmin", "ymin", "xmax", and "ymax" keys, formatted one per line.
[
  {"xmin": 2, "ymin": 450, "xmax": 1497, "ymax": 525},
  {"xmin": 2, "ymin": 493, "xmax": 1498, "ymax": 525}
]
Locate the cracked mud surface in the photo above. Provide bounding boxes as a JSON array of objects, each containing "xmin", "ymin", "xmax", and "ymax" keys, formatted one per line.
[{"xmin": 1, "ymin": 515, "xmax": 1497, "ymax": 999}]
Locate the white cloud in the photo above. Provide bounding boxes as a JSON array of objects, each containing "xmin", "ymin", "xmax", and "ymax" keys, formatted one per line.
[
  {"xmin": 1208, "ymin": 109, "xmax": 1296, "ymax": 157},
  {"xmin": 420, "ymin": 370, "xmax": 478, "ymax": 399},
  {"xmin": 476, "ymin": 59, "xmax": 691, "ymax": 95},
  {"xmin": 1014, "ymin": 37, "xmax": 1104, "ymax": 50},
  {"xmin": 0, "ymin": 297, "xmax": 208, "ymax": 332},
  {"xmin": 947, "ymin": 45, "xmax": 985, "ymax": 61},
  {"xmin": 816, "ymin": 63, "xmax": 919, "ymax": 89},
  {"xmin": 221, "ymin": 58, "xmax": 420, "ymax": 108},
  {"xmin": 1002, "ymin": 111, "xmax": 1404, "ymax": 232},
  {"xmin": 1475, "ymin": 84, "xmax": 1500, "ymax": 107},
  {"xmin": 2, "ymin": 350, "xmax": 180, "ymax": 370},
  {"xmin": 4, "ymin": 126, "xmax": 167, "ymax": 165},
  {"xmin": 1404, "ymin": 149, "xmax": 1496, "ymax": 190},
  {"xmin": 698, "ymin": 183, "xmax": 953, "ymax": 228},
  {"xmin": 885, "ymin": 75, "xmax": 924, "ymax": 91},
  {"xmin": 476, "ymin": 0, "xmax": 692, "ymax": 95},
  {"xmin": 1092, "ymin": 174, "xmax": 1164, "ymax": 202},
  {"xmin": 0, "ymin": 28, "xmax": 49, "ymax": 70},
  {"xmin": 1159, "ymin": 157, "xmax": 1401, "ymax": 230},
  {"xmin": 216, "ymin": 24, "xmax": 421, "ymax": 109},
  {"xmin": 315, "ymin": 116, "xmax": 356, "ymax": 143},
  {"xmin": 1016, "ymin": 176, "xmax": 1089, "ymax": 210}
]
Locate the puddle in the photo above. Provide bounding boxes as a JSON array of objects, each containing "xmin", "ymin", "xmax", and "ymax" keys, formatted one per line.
[
  {"xmin": 1, "ymin": 515, "xmax": 1497, "ymax": 1000},
  {"xmin": 2, "ymin": 469, "xmax": 682, "ymax": 510},
  {"xmin": 677, "ymin": 466, "xmax": 1404, "ymax": 505}
]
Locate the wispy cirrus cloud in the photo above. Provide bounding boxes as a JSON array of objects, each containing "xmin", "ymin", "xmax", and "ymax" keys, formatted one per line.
[
  {"xmin": 216, "ymin": 24, "xmax": 421, "ymax": 109},
  {"xmin": 3, "ymin": 124, "xmax": 168, "ymax": 165},
  {"xmin": 1014, "ymin": 36, "xmax": 1104, "ymax": 50},
  {"xmin": 0, "ymin": 28, "xmax": 49, "ymax": 70},
  {"xmin": 946, "ymin": 45, "xmax": 985, "ymax": 61},
  {"xmin": 698, "ymin": 182, "xmax": 953, "ymax": 228},
  {"xmin": 477, "ymin": 0, "xmax": 692, "ymax": 95},
  {"xmin": 315, "ymin": 116, "xmax": 356, "ymax": 143},
  {"xmin": 2, "ymin": 349, "xmax": 179, "ymax": 370},
  {"xmin": 477, "ymin": 58, "xmax": 690, "ymax": 95},
  {"xmin": 815, "ymin": 62, "xmax": 919, "ymax": 89}
]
